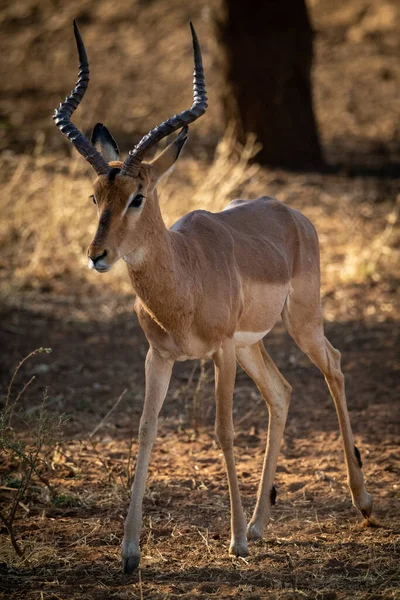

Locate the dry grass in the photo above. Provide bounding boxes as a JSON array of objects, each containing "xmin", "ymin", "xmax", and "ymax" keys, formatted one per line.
[
  {"xmin": 1, "ymin": 0, "xmax": 399, "ymax": 598},
  {"xmin": 1, "ymin": 132, "xmax": 399, "ymax": 323},
  {"xmin": 0, "ymin": 129, "xmax": 262, "ymax": 305},
  {"xmin": 1, "ymin": 426, "xmax": 399, "ymax": 599}
]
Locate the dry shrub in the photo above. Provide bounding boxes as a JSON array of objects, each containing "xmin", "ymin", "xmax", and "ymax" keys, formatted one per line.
[{"xmin": 0, "ymin": 348, "xmax": 66, "ymax": 561}]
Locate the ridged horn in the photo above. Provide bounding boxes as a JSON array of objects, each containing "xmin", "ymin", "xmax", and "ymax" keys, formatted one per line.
[
  {"xmin": 53, "ymin": 20, "xmax": 111, "ymax": 176},
  {"xmin": 120, "ymin": 22, "xmax": 207, "ymax": 178}
]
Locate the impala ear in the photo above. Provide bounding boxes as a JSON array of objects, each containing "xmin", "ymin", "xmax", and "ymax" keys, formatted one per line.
[
  {"xmin": 150, "ymin": 126, "xmax": 188, "ymax": 183},
  {"xmin": 91, "ymin": 123, "xmax": 120, "ymax": 163}
]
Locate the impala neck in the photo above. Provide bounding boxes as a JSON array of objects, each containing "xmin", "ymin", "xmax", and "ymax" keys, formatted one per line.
[{"xmin": 124, "ymin": 195, "xmax": 194, "ymax": 327}]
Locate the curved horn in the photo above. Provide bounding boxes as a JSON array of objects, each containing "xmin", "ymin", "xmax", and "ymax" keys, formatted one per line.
[
  {"xmin": 120, "ymin": 22, "xmax": 208, "ymax": 178},
  {"xmin": 53, "ymin": 20, "xmax": 110, "ymax": 176}
]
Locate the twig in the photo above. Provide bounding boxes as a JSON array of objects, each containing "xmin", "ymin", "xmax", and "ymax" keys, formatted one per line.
[
  {"xmin": 138, "ymin": 568, "xmax": 144, "ymax": 600},
  {"xmin": 6, "ymin": 348, "xmax": 51, "ymax": 409},
  {"xmin": 192, "ymin": 360, "xmax": 208, "ymax": 435},
  {"xmin": 8, "ymin": 442, "xmax": 42, "ymax": 526},
  {"xmin": 374, "ymin": 567, "xmax": 400, "ymax": 591},
  {"xmin": 197, "ymin": 528, "xmax": 211, "ymax": 554},
  {"xmin": 236, "ymin": 397, "xmax": 263, "ymax": 426},
  {"xmin": 285, "ymin": 552, "xmax": 297, "ymax": 598},
  {"xmin": 8, "ymin": 376, "xmax": 36, "ymax": 427},
  {"xmin": 88, "ymin": 388, "xmax": 128, "ymax": 439},
  {"xmin": 0, "ymin": 511, "xmax": 24, "ymax": 556},
  {"xmin": 183, "ymin": 363, "xmax": 198, "ymax": 398},
  {"xmin": 26, "ymin": 394, "xmax": 62, "ymax": 415}
]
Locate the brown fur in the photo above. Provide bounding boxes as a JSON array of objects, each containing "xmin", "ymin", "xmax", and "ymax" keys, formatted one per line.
[
  {"xmin": 89, "ymin": 169, "xmax": 318, "ymax": 359},
  {"xmin": 86, "ymin": 141, "xmax": 372, "ymax": 574}
]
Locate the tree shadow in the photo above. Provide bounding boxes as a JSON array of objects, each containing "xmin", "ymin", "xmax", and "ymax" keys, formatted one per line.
[
  {"xmin": 323, "ymin": 137, "xmax": 400, "ymax": 179},
  {"xmin": 244, "ymin": 136, "xmax": 400, "ymax": 179},
  {"xmin": 0, "ymin": 302, "xmax": 398, "ymax": 442}
]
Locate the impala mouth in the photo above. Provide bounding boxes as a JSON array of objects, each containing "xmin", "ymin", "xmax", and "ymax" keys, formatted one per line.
[
  {"xmin": 88, "ymin": 258, "xmax": 112, "ymax": 273},
  {"xmin": 94, "ymin": 265, "xmax": 112, "ymax": 273}
]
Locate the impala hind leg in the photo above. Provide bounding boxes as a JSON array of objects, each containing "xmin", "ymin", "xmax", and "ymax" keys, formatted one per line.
[
  {"xmin": 214, "ymin": 338, "xmax": 248, "ymax": 557},
  {"xmin": 282, "ymin": 299, "xmax": 373, "ymax": 519},
  {"xmin": 236, "ymin": 342, "xmax": 292, "ymax": 541},
  {"xmin": 122, "ymin": 348, "xmax": 173, "ymax": 574}
]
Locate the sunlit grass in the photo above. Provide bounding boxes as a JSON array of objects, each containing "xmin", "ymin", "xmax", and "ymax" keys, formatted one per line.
[{"xmin": 0, "ymin": 132, "xmax": 399, "ymax": 322}]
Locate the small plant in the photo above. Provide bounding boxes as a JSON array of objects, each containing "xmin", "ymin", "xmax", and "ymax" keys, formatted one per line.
[
  {"xmin": 52, "ymin": 493, "xmax": 81, "ymax": 508},
  {"xmin": 0, "ymin": 347, "xmax": 66, "ymax": 557}
]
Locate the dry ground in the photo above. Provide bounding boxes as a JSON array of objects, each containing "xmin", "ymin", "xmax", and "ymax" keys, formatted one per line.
[{"xmin": 0, "ymin": 0, "xmax": 399, "ymax": 599}]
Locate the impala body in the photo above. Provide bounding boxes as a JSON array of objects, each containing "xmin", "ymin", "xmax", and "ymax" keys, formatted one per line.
[{"xmin": 54, "ymin": 21, "xmax": 373, "ymax": 574}]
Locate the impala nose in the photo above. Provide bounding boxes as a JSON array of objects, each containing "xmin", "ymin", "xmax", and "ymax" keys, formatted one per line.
[{"xmin": 88, "ymin": 249, "xmax": 108, "ymax": 270}]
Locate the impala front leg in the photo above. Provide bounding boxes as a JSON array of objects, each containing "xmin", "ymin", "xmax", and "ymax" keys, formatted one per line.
[
  {"xmin": 122, "ymin": 347, "xmax": 173, "ymax": 574},
  {"xmin": 214, "ymin": 338, "xmax": 248, "ymax": 557}
]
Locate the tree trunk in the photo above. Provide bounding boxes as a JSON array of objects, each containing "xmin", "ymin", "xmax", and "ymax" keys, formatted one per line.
[{"xmin": 215, "ymin": 0, "xmax": 324, "ymax": 169}]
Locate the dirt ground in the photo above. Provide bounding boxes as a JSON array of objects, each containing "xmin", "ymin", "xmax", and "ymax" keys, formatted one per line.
[{"xmin": 0, "ymin": 0, "xmax": 399, "ymax": 598}]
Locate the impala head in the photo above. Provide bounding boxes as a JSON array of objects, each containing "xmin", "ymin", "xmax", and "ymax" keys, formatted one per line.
[
  {"xmin": 54, "ymin": 20, "xmax": 207, "ymax": 272},
  {"xmin": 85, "ymin": 126, "xmax": 189, "ymax": 272}
]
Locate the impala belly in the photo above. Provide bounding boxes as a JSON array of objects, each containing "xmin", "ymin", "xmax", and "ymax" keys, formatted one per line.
[
  {"xmin": 234, "ymin": 329, "xmax": 270, "ymax": 348},
  {"xmin": 237, "ymin": 281, "xmax": 289, "ymax": 332}
]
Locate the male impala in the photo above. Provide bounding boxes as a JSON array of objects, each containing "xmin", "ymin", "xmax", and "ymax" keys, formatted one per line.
[{"xmin": 54, "ymin": 21, "xmax": 373, "ymax": 573}]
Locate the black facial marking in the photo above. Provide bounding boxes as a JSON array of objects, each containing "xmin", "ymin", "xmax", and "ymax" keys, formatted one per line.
[
  {"xmin": 354, "ymin": 446, "xmax": 363, "ymax": 468},
  {"xmin": 270, "ymin": 485, "xmax": 277, "ymax": 506},
  {"xmin": 94, "ymin": 207, "xmax": 112, "ymax": 244},
  {"xmin": 108, "ymin": 167, "xmax": 121, "ymax": 182},
  {"xmin": 99, "ymin": 208, "xmax": 111, "ymax": 227}
]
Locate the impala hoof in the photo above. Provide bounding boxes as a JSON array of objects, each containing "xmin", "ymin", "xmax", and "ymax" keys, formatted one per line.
[
  {"xmin": 246, "ymin": 522, "xmax": 263, "ymax": 541},
  {"xmin": 357, "ymin": 492, "xmax": 373, "ymax": 519},
  {"xmin": 122, "ymin": 541, "xmax": 140, "ymax": 575},
  {"xmin": 229, "ymin": 539, "xmax": 249, "ymax": 558}
]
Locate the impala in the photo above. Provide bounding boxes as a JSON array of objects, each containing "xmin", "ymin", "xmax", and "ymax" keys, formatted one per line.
[{"xmin": 54, "ymin": 21, "xmax": 373, "ymax": 574}]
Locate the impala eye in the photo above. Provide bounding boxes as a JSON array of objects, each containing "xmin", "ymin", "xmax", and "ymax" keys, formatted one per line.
[
  {"xmin": 129, "ymin": 193, "xmax": 144, "ymax": 209},
  {"xmin": 90, "ymin": 194, "xmax": 97, "ymax": 205}
]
